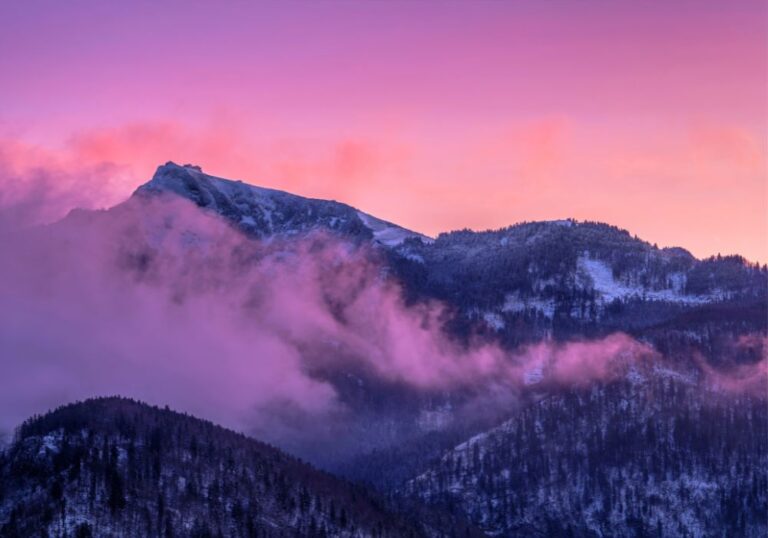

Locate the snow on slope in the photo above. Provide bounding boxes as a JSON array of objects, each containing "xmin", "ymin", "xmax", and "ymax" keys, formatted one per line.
[
  {"xmin": 356, "ymin": 211, "xmax": 431, "ymax": 247},
  {"xmin": 577, "ymin": 256, "xmax": 720, "ymax": 304},
  {"xmin": 137, "ymin": 162, "xmax": 432, "ymax": 247}
]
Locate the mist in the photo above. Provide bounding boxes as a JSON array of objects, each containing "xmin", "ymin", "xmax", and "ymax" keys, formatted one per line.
[{"xmin": 0, "ymin": 186, "xmax": 763, "ymax": 459}]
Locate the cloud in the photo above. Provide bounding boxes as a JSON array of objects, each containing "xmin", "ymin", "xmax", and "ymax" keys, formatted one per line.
[
  {"xmin": 0, "ymin": 119, "xmax": 414, "ymax": 229},
  {"xmin": 0, "ymin": 186, "xmax": 648, "ymax": 445},
  {"xmin": 0, "ymin": 171, "xmax": 765, "ymax": 460},
  {"xmin": 695, "ymin": 335, "xmax": 768, "ymax": 397},
  {"xmin": 3, "ymin": 113, "xmax": 767, "ymax": 262},
  {"xmin": 0, "ymin": 129, "xmax": 765, "ymax": 461},
  {"xmin": 0, "ymin": 138, "xmax": 130, "ymax": 226}
]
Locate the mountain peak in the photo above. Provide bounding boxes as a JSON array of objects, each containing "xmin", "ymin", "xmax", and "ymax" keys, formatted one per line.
[
  {"xmin": 132, "ymin": 162, "xmax": 429, "ymax": 246},
  {"xmin": 168, "ymin": 161, "xmax": 202, "ymax": 172},
  {"xmin": 158, "ymin": 160, "xmax": 203, "ymax": 173},
  {"xmin": 142, "ymin": 161, "xmax": 206, "ymax": 189},
  {"xmin": 136, "ymin": 161, "xmax": 260, "ymax": 200}
]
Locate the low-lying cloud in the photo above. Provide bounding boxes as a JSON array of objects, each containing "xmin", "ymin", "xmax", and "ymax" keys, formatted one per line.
[{"xmin": 0, "ymin": 183, "xmax": 764, "ymax": 457}]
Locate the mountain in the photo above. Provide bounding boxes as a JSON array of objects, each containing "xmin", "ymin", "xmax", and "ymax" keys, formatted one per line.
[
  {"xmin": 8, "ymin": 163, "xmax": 763, "ymax": 537},
  {"xmin": 57, "ymin": 162, "xmax": 765, "ymax": 480},
  {"xmin": 132, "ymin": 163, "xmax": 767, "ymax": 356},
  {"xmin": 387, "ymin": 221, "xmax": 766, "ymax": 357},
  {"xmin": 0, "ymin": 398, "xmax": 481, "ymax": 538},
  {"xmin": 402, "ymin": 367, "xmax": 768, "ymax": 537},
  {"xmin": 134, "ymin": 162, "xmax": 428, "ymax": 247}
]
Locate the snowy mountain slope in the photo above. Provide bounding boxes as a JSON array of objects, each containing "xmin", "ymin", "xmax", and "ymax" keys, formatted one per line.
[
  {"xmin": 392, "ymin": 219, "xmax": 764, "ymax": 312},
  {"xmin": 402, "ymin": 368, "xmax": 768, "ymax": 537},
  {"xmin": 47, "ymin": 163, "xmax": 767, "ymax": 484},
  {"xmin": 385, "ymin": 219, "xmax": 766, "ymax": 354},
  {"xmin": 356, "ymin": 210, "xmax": 432, "ymax": 247},
  {"xmin": 127, "ymin": 163, "xmax": 767, "ymax": 350},
  {"xmin": 135, "ymin": 162, "xmax": 430, "ymax": 246},
  {"xmin": 575, "ymin": 256, "xmax": 717, "ymax": 305},
  {"xmin": 0, "ymin": 398, "xmax": 482, "ymax": 538},
  {"xmin": 4, "ymin": 164, "xmax": 765, "ymax": 538}
]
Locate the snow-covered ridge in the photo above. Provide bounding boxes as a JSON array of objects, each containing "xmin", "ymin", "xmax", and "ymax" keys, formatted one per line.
[
  {"xmin": 135, "ymin": 162, "xmax": 430, "ymax": 246},
  {"xmin": 126, "ymin": 162, "xmax": 761, "ymax": 318},
  {"xmin": 138, "ymin": 162, "xmax": 277, "ymax": 203},
  {"xmin": 356, "ymin": 211, "xmax": 431, "ymax": 247}
]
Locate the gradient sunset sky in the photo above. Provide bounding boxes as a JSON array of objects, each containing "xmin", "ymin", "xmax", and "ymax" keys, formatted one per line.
[{"xmin": 1, "ymin": 1, "xmax": 766, "ymax": 262}]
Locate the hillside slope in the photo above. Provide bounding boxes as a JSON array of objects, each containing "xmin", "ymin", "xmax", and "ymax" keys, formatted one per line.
[
  {"xmin": 403, "ymin": 369, "xmax": 768, "ymax": 537},
  {"xmin": 0, "ymin": 398, "xmax": 479, "ymax": 538}
]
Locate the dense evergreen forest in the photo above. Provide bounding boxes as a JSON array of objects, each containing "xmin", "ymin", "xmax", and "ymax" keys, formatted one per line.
[{"xmin": 0, "ymin": 398, "xmax": 479, "ymax": 538}]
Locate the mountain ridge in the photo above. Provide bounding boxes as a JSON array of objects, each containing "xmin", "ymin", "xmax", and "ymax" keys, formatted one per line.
[
  {"xmin": 123, "ymin": 163, "xmax": 766, "ymax": 312},
  {"xmin": 2, "ymin": 164, "xmax": 765, "ymax": 537},
  {"xmin": 0, "ymin": 397, "xmax": 482, "ymax": 538},
  {"xmin": 43, "ymin": 162, "xmax": 767, "ymax": 475},
  {"xmin": 65, "ymin": 161, "xmax": 766, "ymax": 374},
  {"xmin": 402, "ymin": 370, "xmax": 768, "ymax": 537},
  {"xmin": 133, "ymin": 162, "xmax": 430, "ymax": 247},
  {"xmin": 131, "ymin": 162, "xmax": 759, "ymax": 265}
]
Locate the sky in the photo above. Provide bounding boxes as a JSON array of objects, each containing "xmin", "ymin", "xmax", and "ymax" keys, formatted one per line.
[{"xmin": 1, "ymin": 0, "xmax": 766, "ymax": 262}]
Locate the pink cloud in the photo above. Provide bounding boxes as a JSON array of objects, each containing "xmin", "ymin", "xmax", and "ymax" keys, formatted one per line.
[
  {"xmin": 3, "ymin": 110, "xmax": 767, "ymax": 263},
  {"xmin": 0, "ymin": 171, "xmax": 764, "ymax": 456},
  {"xmin": 0, "ymin": 137, "xmax": 129, "ymax": 226}
]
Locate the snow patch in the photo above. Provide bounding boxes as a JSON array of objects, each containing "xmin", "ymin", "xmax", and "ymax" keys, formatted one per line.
[
  {"xmin": 652, "ymin": 365, "xmax": 697, "ymax": 385},
  {"xmin": 38, "ymin": 432, "xmax": 62, "ymax": 456},
  {"xmin": 482, "ymin": 312, "xmax": 505, "ymax": 331},
  {"xmin": 356, "ymin": 211, "xmax": 430, "ymax": 247},
  {"xmin": 625, "ymin": 366, "xmax": 646, "ymax": 385},
  {"xmin": 523, "ymin": 366, "xmax": 544, "ymax": 386},
  {"xmin": 502, "ymin": 294, "xmax": 555, "ymax": 318},
  {"xmin": 577, "ymin": 256, "xmax": 718, "ymax": 305},
  {"xmin": 417, "ymin": 405, "xmax": 454, "ymax": 432}
]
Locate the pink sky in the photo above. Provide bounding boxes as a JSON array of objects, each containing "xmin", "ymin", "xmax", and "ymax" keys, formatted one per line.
[{"xmin": 1, "ymin": 0, "xmax": 766, "ymax": 261}]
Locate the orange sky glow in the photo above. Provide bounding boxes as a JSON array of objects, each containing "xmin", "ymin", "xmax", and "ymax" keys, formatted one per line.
[{"xmin": 1, "ymin": 1, "xmax": 766, "ymax": 262}]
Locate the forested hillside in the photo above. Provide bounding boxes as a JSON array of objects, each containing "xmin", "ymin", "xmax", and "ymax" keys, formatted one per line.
[{"xmin": 0, "ymin": 398, "xmax": 478, "ymax": 538}]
